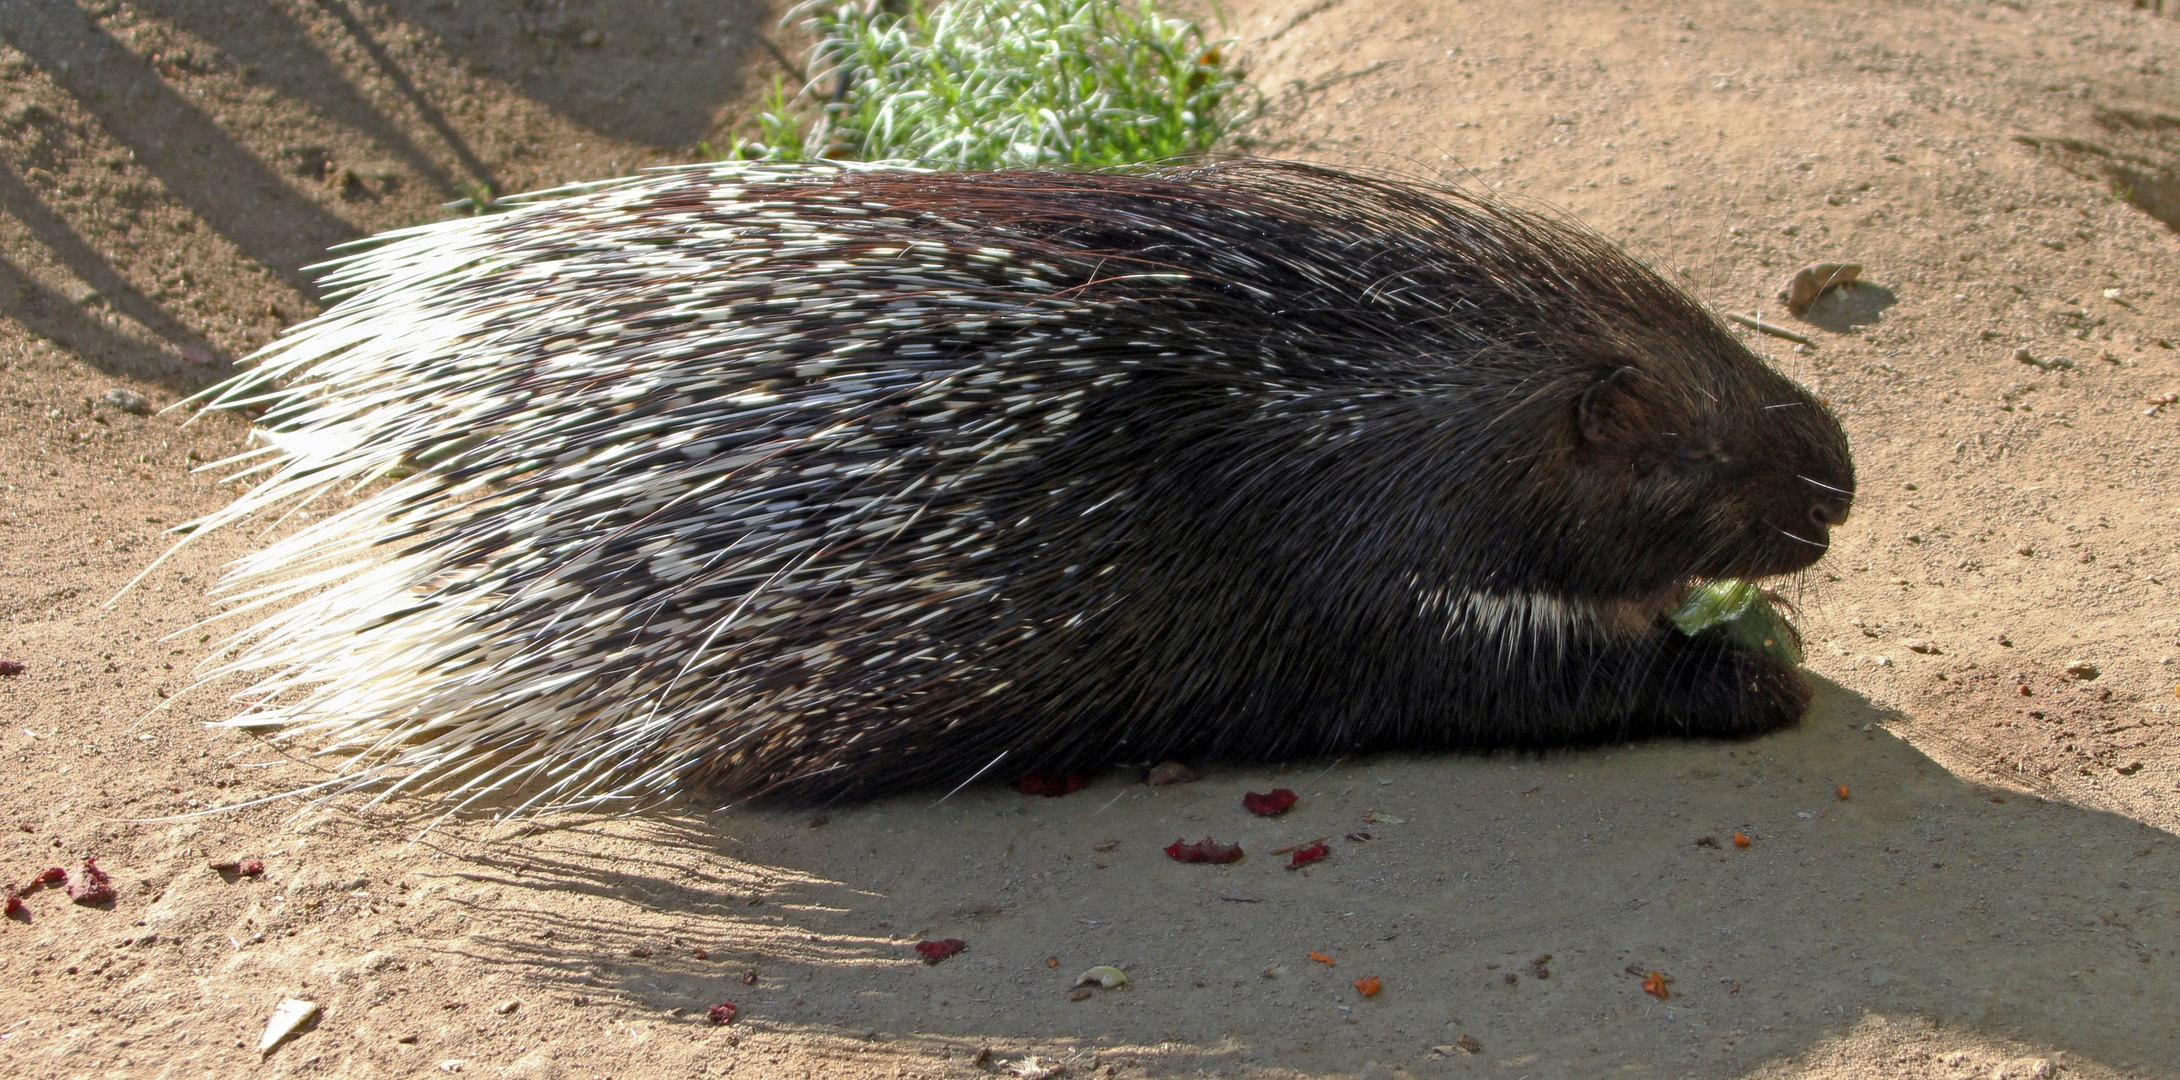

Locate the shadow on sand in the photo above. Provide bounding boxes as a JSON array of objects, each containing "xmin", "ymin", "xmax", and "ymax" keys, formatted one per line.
[{"xmin": 399, "ymin": 678, "xmax": 2177, "ymax": 1078}]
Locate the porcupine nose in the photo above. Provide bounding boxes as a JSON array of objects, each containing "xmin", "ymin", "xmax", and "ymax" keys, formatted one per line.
[{"xmin": 1808, "ymin": 497, "xmax": 1851, "ymax": 530}]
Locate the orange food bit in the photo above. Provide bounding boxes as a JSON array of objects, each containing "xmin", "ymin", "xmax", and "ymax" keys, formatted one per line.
[
  {"xmin": 1046, "ymin": 957, "xmax": 1059, "ymax": 967},
  {"xmin": 1642, "ymin": 971, "xmax": 1671, "ymax": 999},
  {"xmin": 1309, "ymin": 951, "xmax": 1336, "ymax": 966},
  {"xmin": 1353, "ymin": 976, "xmax": 1382, "ymax": 998},
  {"xmin": 1731, "ymin": 831, "xmax": 1751, "ymax": 848},
  {"xmin": 1836, "ymin": 784, "xmax": 1850, "ymax": 800}
]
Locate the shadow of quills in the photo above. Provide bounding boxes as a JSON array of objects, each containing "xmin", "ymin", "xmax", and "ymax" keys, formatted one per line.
[
  {"xmin": 2, "ymin": 3, "xmax": 360, "ymax": 300},
  {"xmin": 380, "ymin": 0, "xmax": 772, "ymax": 149},
  {"xmin": 380, "ymin": 677, "xmax": 2173, "ymax": 1076}
]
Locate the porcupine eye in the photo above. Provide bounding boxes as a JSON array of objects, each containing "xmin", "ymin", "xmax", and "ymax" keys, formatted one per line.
[{"xmin": 1574, "ymin": 365, "xmax": 1660, "ymax": 447}]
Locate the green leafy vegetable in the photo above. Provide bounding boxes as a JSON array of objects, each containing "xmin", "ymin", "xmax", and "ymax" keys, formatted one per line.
[{"xmin": 1670, "ymin": 580, "xmax": 1802, "ymax": 665}]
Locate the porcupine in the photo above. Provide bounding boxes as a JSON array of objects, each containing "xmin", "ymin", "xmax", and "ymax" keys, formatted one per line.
[{"xmin": 171, "ymin": 159, "xmax": 1854, "ymax": 811}]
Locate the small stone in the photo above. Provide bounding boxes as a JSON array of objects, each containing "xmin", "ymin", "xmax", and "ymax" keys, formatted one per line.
[
  {"xmin": 1779, "ymin": 262, "xmax": 1862, "ymax": 314},
  {"xmin": 102, "ymin": 388, "xmax": 152, "ymax": 415},
  {"xmin": 1994, "ymin": 1058, "xmax": 2056, "ymax": 1080},
  {"xmin": 1144, "ymin": 761, "xmax": 1198, "ymax": 785},
  {"xmin": 1904, "ymin": 640, "xmax": 1942, "ymax": 655},
  {"xmin": 2065, "ymin": 660, "xmax": 2098, "ymax": 680},
  {"xmin": 1073, "ymin": 965, "xmax": 1129, "ymax": 989},
  {"xmin": 491, "ymin": 999, "xmax": 519, "ymax": 1015},
  {"xmin": 1455, "ymin": 1034, "xmax": 1484, "ymax": 1054},
  {"xmin": 258, "ymin": 997, "xmax": 319, "ymax": 1054}
]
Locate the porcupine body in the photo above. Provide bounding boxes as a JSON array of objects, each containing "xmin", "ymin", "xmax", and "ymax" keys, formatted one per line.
[{"xmin": 183, "ymin": 160, "xmax": 1853, "ymax": 810}]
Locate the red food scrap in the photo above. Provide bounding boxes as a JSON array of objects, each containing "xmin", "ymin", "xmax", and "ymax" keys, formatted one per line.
[
  {"xmin": 1352, "ymin": 976, "xmax": 1382, "ymax": 998},
  {"xmin": 916, "ymin": 938, "xmax": 968, "ymax": 963},
  {"xmin": 1731, "ymin": 832, "xmax": 1751, "ymax": 849},
  {"xmin": 29, "ymin": 867, "xmax": 66, "ymax": 889},
  {"xmin": 0, "ymin": 660, "xmax": 25, "ymax": 676},
  {"xmin": 1287, "ymin": 843, "xmax": 1330, "ymax": 869},
  {"xmin": 706, "ymin": 1002, "xmax": 737, "ymax": 1025},
  {"xmin": 1836, "ymin": 784, "xmax": 1851, "ymax": 801},
  {"xmin": 1641, "ymin": 971, "xmax": 1672, "ymax": 999},
  {"xmin": 1164, "ymin": 837, "xmax": 1243, "ymax": 864},
  {"xmin": 1016, "ymin": 773, "xmax": 1087, "ymax": 797},
  {"xmin": 1309, "ymin": 951, "xmax": 1336, "ymax": 967},
  {"xmin": 4, "ymin": 893, "xmax": 25, "ymax": 921},
  {"xmin": 69, "ymin": 857, "xmax": 116, "ymax": 905},
  {"xmin": 1241, "ymin": 789, "xmax": 1299, "ymax": 816}
]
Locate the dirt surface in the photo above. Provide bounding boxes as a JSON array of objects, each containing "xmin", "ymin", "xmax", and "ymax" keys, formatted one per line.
[{"xmin": 5, "ymin": 1, "xmax": 2180, "ymax": 1077}]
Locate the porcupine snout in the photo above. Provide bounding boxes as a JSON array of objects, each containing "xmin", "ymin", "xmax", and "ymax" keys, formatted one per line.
[{"xmin": 1807, "ymin": 490, "xmax": 1852, "ymax": 530}]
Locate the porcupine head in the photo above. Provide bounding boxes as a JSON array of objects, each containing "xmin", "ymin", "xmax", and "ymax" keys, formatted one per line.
[{"xmin": 1363, "ymin": 264, "xmax": 1857, "ymax": 751}]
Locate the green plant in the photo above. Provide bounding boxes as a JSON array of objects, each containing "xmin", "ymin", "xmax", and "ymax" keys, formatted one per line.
[
  {"xmin": 734, "ymin": 0, "xmax": 1248, "ymax": 168},
  {"xmin": 448, "ymin": 179, "xmax": 500, "ymax": 215}
]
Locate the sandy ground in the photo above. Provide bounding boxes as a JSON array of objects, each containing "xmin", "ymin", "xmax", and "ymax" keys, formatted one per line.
[{"xmin": 4, "ymin": 1, "xmax": 2180, "ymax": 1077}]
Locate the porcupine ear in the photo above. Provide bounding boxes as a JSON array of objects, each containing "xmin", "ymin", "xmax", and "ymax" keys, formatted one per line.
[{"xmin": 1575, "ymin": 365, "xmax": 1662, "ymax": 448}]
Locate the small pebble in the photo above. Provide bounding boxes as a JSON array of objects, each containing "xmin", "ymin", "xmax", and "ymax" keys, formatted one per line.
[
  {"xmin": 102, "ymin": 388, "xmax": 152, "ymax": 415},
  {"xmin": 492, "ymin": 999, "xmax": 519, "ymax": 1015},
  {"xmin": 258, "ymin": 997, "xmax": 319, "ymax": 1054},
  {"xmin": 1145, "ymin": 761, "xmax": 1198, "ymax": 785},
  {"xmin": 1779, "ymin": 262, "xmax": 1861, "ymax": 313},
  {"xmin": 2014, "ymin": 349, "xmax": 2073, "ymax": 371},
  {"xmin": 2065, "ymin": 660, "xmax": 2098, "ymax": 680}
]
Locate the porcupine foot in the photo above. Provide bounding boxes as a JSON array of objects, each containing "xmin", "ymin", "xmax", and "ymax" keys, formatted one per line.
[{"xmin": 1617, "ymin": 628, "xmax": 1813, "ymax": 741}]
